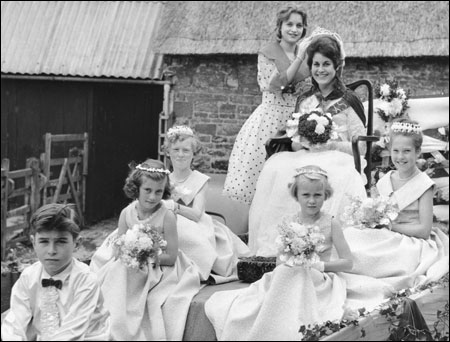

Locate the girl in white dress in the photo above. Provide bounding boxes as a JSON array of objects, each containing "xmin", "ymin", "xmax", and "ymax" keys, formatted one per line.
[
  {"xmin": 342, "ymin": 119, "xmax": 449, "ymax": 296},
  {"xmin": 205, "ymin": 166, "xmax": 353, "ymax": 341},
  {"xmin": 223, "ymin": 4, "xmax": 311, "ymax": 205},
  {"xmin": 90, "ymin": 159, "xmax": 201, "ymax": 340},
  {"xmin": 164, "ymin": 126, "xmax": 251, "ymax": 283}
]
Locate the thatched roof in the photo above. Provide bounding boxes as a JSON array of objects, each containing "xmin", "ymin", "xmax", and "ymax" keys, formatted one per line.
[{"xmin": 154, "ymin": 1, "xmax": 449, "ymax": 57}]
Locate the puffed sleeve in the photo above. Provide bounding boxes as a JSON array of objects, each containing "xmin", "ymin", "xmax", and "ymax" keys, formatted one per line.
[{"xmin": 1, "ymin": 275, "xmax": 33, "ymax": 341}]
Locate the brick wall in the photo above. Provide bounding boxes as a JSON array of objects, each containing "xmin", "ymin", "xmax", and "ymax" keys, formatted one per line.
[{"xmin": 164, "ymin": 55, "xmax": 449, "ymax": 173}]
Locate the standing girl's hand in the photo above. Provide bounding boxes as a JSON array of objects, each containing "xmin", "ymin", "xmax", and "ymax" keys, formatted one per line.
[{"xmin": 296, "ymin": 36, "xmax": 312, "ymax": 61}]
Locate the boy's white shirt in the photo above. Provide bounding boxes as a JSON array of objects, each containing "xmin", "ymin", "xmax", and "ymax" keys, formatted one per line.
[{"xmin": 1, "ymin": 258, "xmax": 110, "ymax": 341}]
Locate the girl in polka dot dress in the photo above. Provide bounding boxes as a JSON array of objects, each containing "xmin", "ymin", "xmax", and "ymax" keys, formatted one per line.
[{"xmin": 223, "ymin": 4, "xmax": 312, "ymax": 205}]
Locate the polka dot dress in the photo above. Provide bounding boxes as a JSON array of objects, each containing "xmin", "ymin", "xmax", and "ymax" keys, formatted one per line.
[{"xmin": 223, "ymin": 54, "xmax": 310, "ymax": 205}]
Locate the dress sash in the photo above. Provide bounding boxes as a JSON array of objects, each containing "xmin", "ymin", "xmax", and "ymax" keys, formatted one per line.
[
  {"xmin": 377, "ymin": 171, "xmax": 434, "ymax": 211},
  {"xmin": 172, "ymin": 170, "xmax": 209, "ymax": 206}
]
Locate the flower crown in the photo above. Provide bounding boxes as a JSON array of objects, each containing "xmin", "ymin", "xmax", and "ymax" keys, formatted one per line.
[
  {"xmin": 167, "ymin": 126, "xmax": 194, "ymax": 139},
  {"xmin": 136, "ymin": 164, "xmax": 170, "ymax": 174},
  {"xmin": 294, "ymin": 167, "xmax": 328, "ymax": 178},
  {"xmin": 391, "ymin": 122, "xmax": 421, "ymax": 134}
]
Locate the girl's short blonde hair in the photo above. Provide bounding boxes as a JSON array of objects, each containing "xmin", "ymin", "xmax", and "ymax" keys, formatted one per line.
[{"xmin": 288, "ymin": 165, "xmax": 333, "ymax": 200}]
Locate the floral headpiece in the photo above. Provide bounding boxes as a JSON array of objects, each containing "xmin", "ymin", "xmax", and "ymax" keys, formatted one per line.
[
  {"xmin": 167, "ymin": 126, "xmax": 194, "ymax": 139},
  {"xmin": 391, "ymin": 122, "xmax": 421, "ymax": 134},
  {"xmin": 294, "ymin": 167, "xmax": 328, "ymax": 178},
  {"xmin": 136, "ymin": 164, "xmax": 170, "ymax": 174}
]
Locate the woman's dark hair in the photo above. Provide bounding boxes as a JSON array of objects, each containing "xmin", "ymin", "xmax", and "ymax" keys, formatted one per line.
[
  {"xmin": 30, "ymin": 203, "xmax": 80, "ymax": 239},
  {"xmin": 306, "ymin": 36, "xmax": 343, "ymax": 72},
  {"xmin": 275, "ymin": 4, "xmax": 307, "ymax": 40},
  {"xmin": 123, "ymin": 159, "xmax": 171, "ymax": 200}
]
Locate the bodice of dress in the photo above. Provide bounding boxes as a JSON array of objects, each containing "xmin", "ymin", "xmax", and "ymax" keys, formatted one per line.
[
  {"xmin": 298, "ymin": 94, "xmax": 366, "ymax": 155},
  {"xmin": 125, "ymin": 200, "xmax": 167, "ymax": 236},
  {"xmin": 289, "ymin": 212, "xmax": 333, "ymax": 262},
  {"xmin": 376, "ymin": 170, "xmax": 434, "ymax": 226},
  {"xmin": 261, "ymin": 91, "xmax": 297, "ymax": 108},
  {"xmin": 170, "ymin": 170, "xmax": 209, "ymax": 207}
]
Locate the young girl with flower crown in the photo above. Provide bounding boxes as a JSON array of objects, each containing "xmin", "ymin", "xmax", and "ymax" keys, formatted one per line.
[
  {"xmin": 342, "ymin": 118, "xmax": 449, "ymax": 294},
  {"xmin": 205, "ymin": 166, "xmax": 353, "ymax": 341},
  {"xmin": 163, "ymin": 125, "xmax": 251, "ymax": 283},
  {"xmin": 90, "ymin": 159, "xmax": 201, "ymax": 340}
]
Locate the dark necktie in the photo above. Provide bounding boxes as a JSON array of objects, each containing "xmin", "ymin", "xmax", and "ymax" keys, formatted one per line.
[{"xmin": 41, "ymin": 278, "xmax": 63, "ymax": 290}]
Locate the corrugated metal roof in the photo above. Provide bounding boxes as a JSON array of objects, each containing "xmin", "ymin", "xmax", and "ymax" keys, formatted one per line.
[{"xmin": 1, "ymin": 1, "xmax": 165, "ymax": 79}]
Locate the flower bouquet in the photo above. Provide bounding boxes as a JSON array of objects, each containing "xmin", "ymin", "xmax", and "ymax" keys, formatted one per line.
[
  {"xmin": 341, "ymin": 195, "xmax": 399, "ymax": 229},
  {"xmin": 275, "ymin": 216, "xmax": 325, "ymax": 267},
  {"xmin": 374, "ymin": 78, "xmax": 410, "ymax": 122},
  {"xmin": 110, "ymin": 222, "xmax": 167, "ymax": 270},
  {"xmin": 286, "ymin": 108, "xmax": 338, "ymax": 146}
]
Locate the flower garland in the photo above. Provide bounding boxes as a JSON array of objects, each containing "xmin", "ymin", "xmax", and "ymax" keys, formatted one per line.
[
  {"xmin": 299, "ymin": 273, "xmax": 449, "ymax": 341},
  {"xmin": 167, "ymin": 125, "xmax": 194, "ymax": 139},
  {"xmin": 374, "ymin": 78, "xmax": 410, "ymax": 122},
  {"xmin": 286, "ymin": 108, "xmax": 337, "ymax": 145}
]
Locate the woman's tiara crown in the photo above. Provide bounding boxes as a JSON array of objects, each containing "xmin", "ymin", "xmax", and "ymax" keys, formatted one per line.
[
  {"xmin": 391, "ymin": 122, "xmax": 421, "ymax": 134},
  {"xmin": 309, "ymin": 27, "xmax": 345, "ymax": 61},
  {"xmin": 294, "ymin": 168, "xmax": 328, "ymax": 178},
  {"xmin": 136, "ymin": 164, "xmax": 170, "ymax": 174},
  {"xmin": 167, "ymin": 126, "xmax": 194, "ymax": 139}
]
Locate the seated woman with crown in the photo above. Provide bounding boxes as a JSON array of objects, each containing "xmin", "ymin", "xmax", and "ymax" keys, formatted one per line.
[{"xmin": 248, "ymin": 30, "xmax": 368, "ymax": 257}]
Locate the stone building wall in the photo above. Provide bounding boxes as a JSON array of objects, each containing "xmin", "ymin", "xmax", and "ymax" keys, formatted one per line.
[{"xmin": 164, "ymin": 55, "xmax": 449, "ymax": 173}]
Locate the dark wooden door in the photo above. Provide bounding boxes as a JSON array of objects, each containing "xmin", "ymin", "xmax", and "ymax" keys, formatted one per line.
[{"xmin": 88, "ymin": 82, "xmax": 163, "ymax": 221}]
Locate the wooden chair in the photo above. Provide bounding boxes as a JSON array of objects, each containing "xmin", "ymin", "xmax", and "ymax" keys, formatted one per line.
[
  {"xmin": 265, "ymin": 79, "xmax": 379, "ymax": 190},
  {"xmin": 346, "ymin": 79, "xmax": 379, "ymax": 189}
]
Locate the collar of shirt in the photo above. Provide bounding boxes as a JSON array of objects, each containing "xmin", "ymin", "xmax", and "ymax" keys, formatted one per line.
[{"xmin": 40, "ymin": 258, "xmax": 74, "ymax": 287}]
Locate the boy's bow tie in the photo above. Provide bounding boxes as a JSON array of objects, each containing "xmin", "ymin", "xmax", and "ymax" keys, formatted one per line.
[{"xmin": 41, "ymin": 278, "xmax": 63, "ymax": 289}]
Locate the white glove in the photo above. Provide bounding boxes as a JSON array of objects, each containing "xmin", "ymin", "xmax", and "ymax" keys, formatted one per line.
[
  {"xmin": 311, "ymin": 261, "xmax": 325, "ymax": 272},
  {"xmin": 162, "ymin": 199, "xmax": 176, "ymax": 211}
]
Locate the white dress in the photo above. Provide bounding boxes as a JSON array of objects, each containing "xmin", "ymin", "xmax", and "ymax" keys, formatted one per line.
[
  {"xmin": 342, "ymin": 171, "xmax": 449, "ymax": 301},
  {"xmin": 223, "ymin": 41, "xmax": 311, "ymax": 205},
  {"xmin": 249, "ymin": 94, "xmax": 368, "ymax": 257},
  {"xmin": 171, "ymin": 170, "xmax": 251, "ymax": 283},
  {"xmin": 90, "ymin": 203, "xmax": 201, "ymax": 341},
  {"xmin": 205, "ymin": 214, "xmax": 348, "ymax": 341}
]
